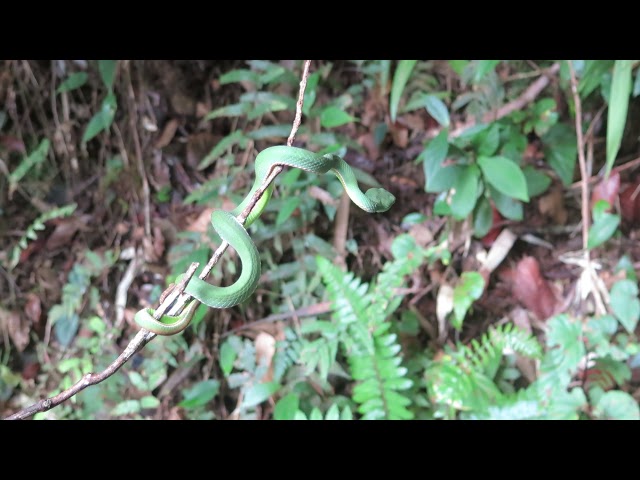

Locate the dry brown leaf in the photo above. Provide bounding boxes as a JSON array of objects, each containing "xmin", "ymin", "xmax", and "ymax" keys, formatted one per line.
[
  {"xmin": 255, "ymin": 332, "xmax": 276, "ymax": 383},
  {"xmin": 538, "ymin": 188, "xmax": 568, "ymax": 224},
  {"xmin": 45, "ymin": 216, "xmax": 87, "ymax": 250},
  {"xmin": 0, "ymin": 134, "xmax": 26, "ymax": 154},
  {"xmin": 154, "ymin": 118, "xmax": 179, "ymax": 149},
  {"xmin": 591, "ymin": 171, "xmax": 620, "ymax": 210},
  {"xmin": 186, "ymin": 207, "xmax": 215, "ymax": 233},
  {"xmin": 186, "ymin": 132, "xmax": 218, "ymax": 169},
  {"xmin": 389, "ymin": 123, "xmax": 409, "ymax": 148},
  {"xmin": 24, "ymin": 293, "xmax": 41, "ymax": 325},
  {"xmin": 357, "ymin": 132, "xmax": 380, "ymax": 161},
  {"xmin": 436, "ymin": 284, "xmax": 454, "ymax": 340},
  {"xmin": 620, "ymin": 180, "xmax": 640, "ymax": 225},
  {"xmin": 409, "ymin": 224, "xmax": 433, "ymax": 247},
  {"xmin": 512, "ymin": 256, "xmax": 559, "ymax": 321},
  {"xmin": 0, "ymin": 308, "xmax": 30, "ymax": 352},
  {"xmin": 167, "ymin": 406, "xmax": 185, "ymax": 420}
]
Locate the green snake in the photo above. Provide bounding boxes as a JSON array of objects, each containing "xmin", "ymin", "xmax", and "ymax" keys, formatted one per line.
[{"xmin": 134, "ymin": 145, "xmax": 395, "ymax": 335}]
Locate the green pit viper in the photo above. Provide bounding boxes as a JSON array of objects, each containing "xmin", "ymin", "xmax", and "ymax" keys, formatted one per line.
[{"xmin": 134, "ymin": 145, "xmax": 396, "ymax": 335}]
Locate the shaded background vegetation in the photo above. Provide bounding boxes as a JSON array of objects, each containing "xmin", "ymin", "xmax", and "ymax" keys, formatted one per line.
[{"xmin": 1, "ymin": 60, "xmax": 639, "ymax": 419}]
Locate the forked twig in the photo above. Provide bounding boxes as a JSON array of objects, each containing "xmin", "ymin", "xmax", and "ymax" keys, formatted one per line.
[{"xmin": 5, "ymin": 60, "xmax": 313, "ymax": 420}]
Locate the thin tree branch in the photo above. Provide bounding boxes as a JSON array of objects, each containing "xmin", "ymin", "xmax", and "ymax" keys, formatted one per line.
[
  {"xmin": 567, "ymin": 60, "xmax": 590, "ymax": 251},
  {"xmin": 5, "ymin": 60, "xmax": 314, "ymax": 420}
]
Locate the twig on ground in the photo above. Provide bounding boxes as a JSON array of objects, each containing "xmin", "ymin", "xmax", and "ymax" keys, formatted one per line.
[{"xmin": 5, "ymin": 60, "xmax": 314, "ymax": 420}]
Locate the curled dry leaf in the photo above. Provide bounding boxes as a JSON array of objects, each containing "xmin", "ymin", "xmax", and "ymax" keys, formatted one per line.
[
  {"xmin": 186, "ymin": 207, "xmax": 215, "ymax": 234},
  {"xmin": 619, "ymin": 179, "xmax": 640, "ymax": 225},
  {"xmin": 436, "ymin": 284, "xmax": 454, "ymax": 341},
  {"xmin": 45, "ymin": 215, "xmax": 90, "ymax": 250},
  {"xmin": 186, "ymin": 132, "xmax": 218, "ymax": 169},
  {"xmin": 0, "ymin": 308, "xmax": 30, "ymax": 352},
  {"xmin": 481, "ymin": 205, "xmax": 505, "ymax": 247},
  {"xmin": 255, "ymin": 332, "xmax": 276, "ymax": 383},
  {"xmin": 24, "ymin": 293, "xmax": 42, "ymax": 325},
  {"xmin": 512, "ymin": 256, "xmax": 559, "ymax": 321},
  {"xmin": 591, "ymin": 171, "xmax": 620, "ymax": 211},
  {"xmin": 154, "ymin": 118, "xmax": 180, "ymax": 149},
  {"xmin": 538, "ymin": 188, "xmax": 568, "ymax": 225},
  {"xmin": 389, "ymin": 123, "xmax": 409, "ymax": 149}
]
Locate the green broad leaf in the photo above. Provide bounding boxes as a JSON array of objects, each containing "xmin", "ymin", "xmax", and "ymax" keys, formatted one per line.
[
  {"xmin": 615, "ymin": 255, "xmax": 637, "ymax": 281},
  {"xmin": 474, "ymin": 60, "xmax": 500, "ymax": 83},
  {"xmin": 476, "ymin": 123, "xmax": 500, "ymax": 157},
  {"xmin": 205, "ymin": 102, "xmax": 250, "ymax": 120},
  {"xmin": 275, "ymin": 197, "xmax": 301, "ymax": 227},
  {"xmin": 52, "ymin": 307, "xmax": 80, "ymax": 347},
  {"xmin": 473, "ymin": 196, "xmax": 493, "ymax": 238},
  {"xmin": 243, "ymin": 381, "xmax": 280, "ymax": 409},
  {"xmin": 293, "ymin": 411, "xmax": 308, "ymax": 420},
  {"xmin": 246, "ymin": 124, "xmax": 291, "ymax": 140},
  {"xmin": 487, "ymin": 185, "xmax": 523, "ymax": 220},
  {"xmin": 320, "ymin": 106, "xmax": 356, "ymax": 128},
  {"xmin": 390, "ymin": 234, "xmax": 419, "ymax": 259},
  {"xmin": 302, "ymin": 71, "xmax": 321, "ymax": 115},
  {"xmin": 452, "ymin": 272, "xmax": 485, "ymax": 330},
  {"xmin": 523, "ymin": 166, "xmax": 552, "ymax": 197},
  {"xmin": 421, "ymin": 127, "xmax": 448, "ymax": 174},
  {"xmin": 544, "ymin": 314, "xmax": 584, "ymax": 374},
  {"xmin": 578, "ymin": 60, "xmax": 614, "ymax": 97},
  {"xmin": 57, "ymin": 72, "xmax": 88, "ymax": 94},
  {"xmin": 198, "ymin": 130, "xmax": 245, "ymax": 170},
  {"xmin": 401, "ymin": 212, "xmax": 428, "ymax": 226},
  {"xmin": 219, "ymin": 69, "xmax": 260, "ymax": 85},
  {"xmin": 140, "ymin": 396, "xmax": 160, "ymax": 409},
  {"xmin": 610, "ymin": 279, "xmax": 640, "ymax": 333},
  {"xmin": 542, "ymin": 123, "xmax": 577, "ymax": 186},
  {"xmin": 587, "ymin": 211, "xmax": 620, "ymax": 249},
  {"xmin": 450, "ymin": 164, "xmax": 480, "ymax": 220},
  {"xmin": 219, "ymin": 339, "xmax": 237, "ymax": 376},
  {"xmin": 111, "ymin": 400, "xmax": 141, "ymax": 416},
  {"xmin": 9, "ymin": 138, "xmax": 50, "ymax": 186},
  {"xmin": 128, "ymin": 371, "xmax": 148, "ymax": 391},
  {"xmin": 449, "ymin": 60, "xmax": 469, "ymax": 76},
  {"xmin": 478, "ymin": 156, "xmax": 529, "ymax": 202},
  {"xmin": 606, "ymin": 60, "xmax": 633, "ymax": 178},
  {"xmin": 273, "ymin": 394, "xmax": 299, "ymax": 420},
  {"xmin": 82, "ymin": 92, "xmax": 117, "ymax": 144},
  {"xmin": 390, "ymin": 60, "xmax": 417, "ymax": 122},
  {"xmin": 178, "ymin": 379, "xmax": 220, "ymax": 409},
  {"xmin": 423, "ymin": 95, "xmax": 450, "ymax": 128},
  {"xmin": 594, "ymin": 390, "xmax": 640, "ymax": 420},
  {"xmin": 98, "ymin": 60, "xmax": 117, "ymax": 90},
  {"xmin": 57, "ymin": 358, "xmax": 81, "ymax": 374},
  {"xmin": 427, "ymin": 165, "xmax": 462, "ymax": 194}
]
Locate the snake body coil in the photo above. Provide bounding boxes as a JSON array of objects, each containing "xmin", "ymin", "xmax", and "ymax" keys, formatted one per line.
[{"xmin": 135, "ymin": 145, "xmax": 395, "ymax": 335}]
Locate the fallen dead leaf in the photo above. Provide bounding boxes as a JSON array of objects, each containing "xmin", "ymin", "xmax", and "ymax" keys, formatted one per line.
[
  {"xmin": 436, "ymin": 284, "xmax": 454, "ymax": 342},
  {"xmin": 186, "ymin": 132, "xmax": 218, "ymax": 169},
  {"xmin": 389, "ymin": 122, "xmax": 409, "ymax": 149},
  {"xmin": 45, "ymin": 215, "xmax": 89, "ymax": 250},
  {"xmin": 186, "ymin": 207, "xmax": 215, "ymax": 233},
  {"xmin": 167, "ymin": 406, "xmax": 185, "ymax": 420},
  {"xmin": 620, "ymin": 179, "xmax": 640, "ymax": 225},
  {"xmin": 154, "ymin": 118, "xmax": 179, "ymax": 149},
  {"xmin": 255, "ymin": 332, "xmax": 276, "ymax": 383},
  {"xmin": 409, "ymin": 223, "xmax": 434, "ymax": 247},
  {"xmin": 357, "ymin": 132, "xmax": 380, "ymax": 161},
  {"xmin": 0, "ymin": 134, "xmax": 26, "ymax": 154},
  {"xmin": 24, "ymin": 293, "xmax": 42, "ymax": 325},
  {"xmin": 591, "ymin": 171, "xmax": 620, "ymax": 210},
  {"xmin": 538, "ymin": 188, "xmax": 568, "ymax": 224},
  {"xmin": 511, "ymin": 256, "xmax": 559, "ymax": 321},
  {"xmin": 0, "ymin": 308, "xmax": 30, "ymax": 352}
]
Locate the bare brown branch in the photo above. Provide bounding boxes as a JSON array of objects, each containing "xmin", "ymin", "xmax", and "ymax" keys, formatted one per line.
[{"xmin": 5, "ymin": 60, "xmax": 314, "ymax": 421}]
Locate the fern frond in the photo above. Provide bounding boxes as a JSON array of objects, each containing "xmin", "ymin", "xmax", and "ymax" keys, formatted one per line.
[
  {"xmin": 316, "ymin": 255, "xmax": 415, "ymax": 419},
  {"xmin": 426, "ymin": 323, "xmax": 542, "ymax": 417}
]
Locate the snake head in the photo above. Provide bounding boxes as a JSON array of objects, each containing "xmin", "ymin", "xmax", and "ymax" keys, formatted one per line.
[{"xmin": 365, "ymin": 188, "xmax": 396, "ymax": 212}]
